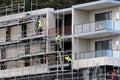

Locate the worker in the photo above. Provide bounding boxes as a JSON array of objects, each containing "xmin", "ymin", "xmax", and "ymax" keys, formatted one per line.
[
  {"xmin": 56, "ymin": 34, "xmax": 61, "ymax": 42},
  {"xmin": 38, "ymin": 20, "xmax": 43, "ymax": 34},
  {"xmin": 26, "ymin": 11, "xmax": 32, "ymax": 16},
  {"xmin": 56, "ymin": 34, "xmax": 62, "ymax": 50},
  {"xmin": 65, "ymin": 56, "xmax": 72, "ymax": 62},
  {"xmin": 112, "ymin": 69, "xmax": 117, "ymax": 80}
]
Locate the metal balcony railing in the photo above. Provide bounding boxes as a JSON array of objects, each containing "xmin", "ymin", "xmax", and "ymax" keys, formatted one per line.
[
  {"xmin": 48, "ymin": 26, "xmax": 71, "ymax": 37},
  {"xmin": 74, "ymin": 20, "xmax": 120, "ymax": 34},
  {"xmin": 75, "ymin": 50, "xmax": 120, "ymax": 60}
]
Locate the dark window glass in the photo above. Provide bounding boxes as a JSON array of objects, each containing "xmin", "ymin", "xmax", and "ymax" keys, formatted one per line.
[
  {"xmin": 95, "ymin": 40, "xmax": 112, "ymax": 57},
  {"xmin": 64, "ymin": 14, "xmax": 71, "ymax": 26},
  {"xmin": 1, "ymin": 48, "xmax": 6, "ymax": 59},
  {"xmin": 95, "ymin": 40, "xmax": 112, "ymax": 51},
  {"xmin": 21, "ymin": 23, "xmax": 27, "ymax": 37},
  {"xmin": 25, "ymin": 42, "xmax": 30, "ymax": 67},
  {"xmin": 56, "ymin": 19, "xmax": 62, "ymax": 28},
  {"xmin": 95, "ymin": 12, "xmax": 112, "ymax": 21},
  {"xmin": 25, "ymin": 58, "xmax": 30, "ymax": 67},
  {"xmin": 6, "ymin": 27, "xmax": 11, "ymax": 41},
  {"xmin": 25, "ymin": 42, "xmax": 30, "ymax": 54},
  {"xmin": 1, "ymin": 62, "xmax": 6, "ymax": 70}
]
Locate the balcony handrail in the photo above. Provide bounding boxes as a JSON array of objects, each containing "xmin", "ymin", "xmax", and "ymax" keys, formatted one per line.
[
  {"xmin": 74, "ymin": 20, "xmax": 120, "ymax": 34},
  {"xmin": 77, "ymin": 49, "xmax": 120, "ymax": 53},
  {"xmin": 48, "ymin": 26, "xmax": 71, "ymax": 37},
  {"xmin": 76, "ymin": 49, "xmax": 113, "ymax": 56},
  {"xmin": 74, "ymin": 20, "xmax": 113, "ymax": 26}
]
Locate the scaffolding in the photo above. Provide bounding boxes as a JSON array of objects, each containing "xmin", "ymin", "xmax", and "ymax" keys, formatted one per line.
[{"xmin": 0, "ymin": 1, "xmax": 119, "ymax": 80}]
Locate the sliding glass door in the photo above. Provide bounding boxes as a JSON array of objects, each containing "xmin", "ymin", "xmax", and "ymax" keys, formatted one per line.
[{"xmin": 95, "ymin": 40, "xmax": 112, "ymax": 57}]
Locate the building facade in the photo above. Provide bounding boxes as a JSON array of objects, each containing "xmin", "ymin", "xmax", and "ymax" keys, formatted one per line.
[{"xmin": 0, "ymin": 0, "xmax": 120, "ymax": 80}]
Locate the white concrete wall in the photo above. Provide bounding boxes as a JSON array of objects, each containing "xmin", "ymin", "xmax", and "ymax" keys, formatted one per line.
[
  {"xmin": 72, "ymin": 9, "xmax": 89, "ymax": 26},
  {"xmin": 17, "ymin": 44, "xmax": 25, "ymax": 56},
  {"xmin": 74, "ymin": 38, "xmax": 89, "ymax": 53},
  {"xmin": 30, "ymin": 43, "xmax": 40, "ymax": 54},
  {"xmin": 26, "ymin": 23, "xmax": 33, "ymax": 37},
  {"xmin": 47, "ymin": 14, "xmax": 55, "ymax": 30},
  {"xmin": 6, "ymin": 47, "xmax": 16, "ymax": 58},
  {"xmin": 46, "ymin": 13, "xmax": 56, "ymax": 52},
  {"xmin": 89, "ymin": 6, "xmax": 119, "ymax": 22},
  {"xmin": 47, "ymin": 14, "xmax": 55, "ymax": 36},
  {"xmin": 16, "ymin": 60, "xmax": 24, "ymax": 68},
  {"xmin": 0, "ymin": 64, "xmax": 48, "ymax": 78},
  {"xmin": 0, "ymin": 28, "xmax": 6, "ymax": 43},
  {"xmin": 11, "ymin": 26, "xmax": 20, "ymax": 41},
  {"xmin": 5, "ymin": 47, "xmax": 17, "ymax": 69},
  {"xmin": 6, "ymin": 61, "xmax": 16, "ymax": 69}
]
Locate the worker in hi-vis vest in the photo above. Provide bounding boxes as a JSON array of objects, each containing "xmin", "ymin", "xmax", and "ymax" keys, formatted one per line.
[
  {"xmin": 38, "ymin": 20, "xmax": 43, "ymax": 33},
  {"xmin": 26, "ymin": 11, "xmax": 32, "ymax": 16},
  {"xmin": 65, "ymin": 56, "xmax": 72, "ymax": 62},
  {"xmin": 56, "ymin": 34, "xmax": 62, "ymax": 50}
]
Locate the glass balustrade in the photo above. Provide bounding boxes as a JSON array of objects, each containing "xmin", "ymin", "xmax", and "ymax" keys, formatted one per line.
[
  {"xmin": 75, "ymin": 50, "xmax": 120, "ymax": 60},
  {"xmin": 74, "ymin": 20, "xmax": 120, "ymax": 34}
]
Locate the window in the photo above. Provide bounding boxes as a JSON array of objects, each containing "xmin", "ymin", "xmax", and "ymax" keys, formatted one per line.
[
  {"xmin": 25, "ymin": 42, "xmax": 30, "ymax": 67},
  {"xmin": 95, "ymin": 12, "xmax": 112, "ymax": 30},
  {"xmin": 95, "ymin": 12, "xmax": 112, "ymax": 21},
  {"xmin": 21, "ymin": 23, "xmax": 27, "ymax": 37},
  {"xmin": 25, "ymin": 58, "xmax": 30, "ymax": 67},
  {"xmin": 95, "ymin": 40, "xmax": 112, "ymax": 57},
  {"xmin": 0, "ymin": 47, "xmax": 6, "ymax": 70},
  {"xmin": 64, "ymin": 14, "xmax": 71, "ymax": 26},
  {"xmin": 1, "ymin": 62, "xmax": 6, "ymax": 70},
  {"xmin": 56, "ymin": 19, "xmax": 62, "ymax": 34},
  {"xmin": 40, "ymin": 55, "xmax": 46, "ymax": 64},
  {"xmin": 6, "ymin": 27, "xmax": 11, "ymax": 41},
  {"xmin": 56, "ymin": 19, "xmax": 62, "ymax": 28},
  {"xmin": 0, "ymin": 48, "xmax": 6, "ymax": 59},
  {"xmin": 95, "ymin": 40, "xmax": 112, "ymax": 50},
  {"xmin": 25, "ymin": 42, "xmax": 30, "ymax": 54}
]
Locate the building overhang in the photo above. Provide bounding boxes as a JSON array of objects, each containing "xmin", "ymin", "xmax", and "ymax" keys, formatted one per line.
[
  {"xmin": 73, "ymin": 30, "xmax": 120, "ymax": 39},
  {"xmin": 73, "ymin": 57, "xmax": 120, "ymax": 69},
  {"xmin": 54, "ymin": 8, "xmax": 72, "ymax": 14},
  {"xmin": 72, "ymin": 0, "xmax": 120, "ymax": 10}
]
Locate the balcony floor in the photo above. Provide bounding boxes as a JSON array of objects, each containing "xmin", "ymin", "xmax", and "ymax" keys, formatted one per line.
[{"xmin": 73, "ymin": 30, "xmax": 120, "ymax": 39}]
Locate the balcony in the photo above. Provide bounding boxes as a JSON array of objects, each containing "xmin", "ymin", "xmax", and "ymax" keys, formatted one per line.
[
  {"xmin": 74, "ymin": 20, "xmax": 120, "ymax": 38},
  {"xmin": 73, "ymin": 50, "xmax": 120, "ymax": 68},
  {"xmin": 48, "ymin": 26, "xmax": 71, "ymax": 37}
]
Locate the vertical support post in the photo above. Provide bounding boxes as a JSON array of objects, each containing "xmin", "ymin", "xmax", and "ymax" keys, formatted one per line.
[
  {"xmin": 11, "ymin": 0, "xmax": 13, "ymax": 14},
  {"xmin": 24, "ymin": 0, "xmax": 25, "ymax": 12}
]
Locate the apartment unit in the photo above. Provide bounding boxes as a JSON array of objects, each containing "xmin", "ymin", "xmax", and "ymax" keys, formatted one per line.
[{"xmin": 0, "ymin": 0, "xmax": 120, "ymax": 80}]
